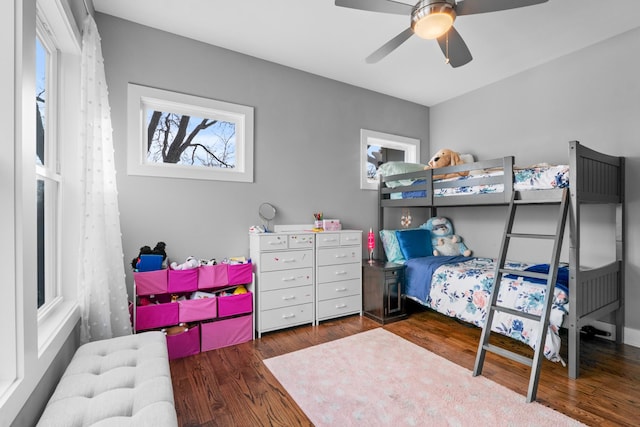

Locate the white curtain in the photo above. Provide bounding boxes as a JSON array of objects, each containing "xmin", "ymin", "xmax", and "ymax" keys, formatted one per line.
[{"xmin": 77, "ymin": 15, "xmax": 131, "ymax": 343}]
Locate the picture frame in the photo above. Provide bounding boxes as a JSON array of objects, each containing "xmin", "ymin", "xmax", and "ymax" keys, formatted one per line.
[{"xmin": 127, "ymin": 83, "xmax": 254, "ymax": 182}]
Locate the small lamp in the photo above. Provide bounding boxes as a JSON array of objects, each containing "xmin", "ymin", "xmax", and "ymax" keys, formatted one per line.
[{"xmin": 367, "ymin": 228, "xmax": 375, "ymax": 264}]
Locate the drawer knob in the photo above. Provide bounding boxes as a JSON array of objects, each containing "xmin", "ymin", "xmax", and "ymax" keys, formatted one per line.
[
  {"xmin": 282, "ymin": 295, "xmax": 296, "ymax": 300},
  {"xmin": 335, "ymin": 271, "xmax": 347, "ymax": 275},
  {"xmin": 335, "ymin": 303, "xmax": 347, "ymax": 309},
  {"xmin": 283, "ymin": 258, "xmax": 296, "ymax": 263},
  {"xmin": 335, "ymin": 287, "xmax": 347, "ymax": 292},
  {"xmin": 334, "ymin": 254, "xmax": 347, "ymax": 258},
  {"xmin": 282, "ymin": 313, "xmax": 296, "ymax": 319}
]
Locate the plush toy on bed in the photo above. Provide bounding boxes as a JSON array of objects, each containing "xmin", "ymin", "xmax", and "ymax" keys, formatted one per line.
[
  {"xmin": 422, "ymin": 216, "xmax": 472, "ymax": 257},
  {"xmin": 424, "ymin": 148, "xmax": 470, "ymax": 180}
]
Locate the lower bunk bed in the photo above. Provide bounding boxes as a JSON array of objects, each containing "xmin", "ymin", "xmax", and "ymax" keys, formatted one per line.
[
  {"xmin": 403, "ymin": 256, "xmax": 568, "ymax": 362},
  {"xmin": 377, "ymin": 141, "xmax": 625, "ymax": 380}
]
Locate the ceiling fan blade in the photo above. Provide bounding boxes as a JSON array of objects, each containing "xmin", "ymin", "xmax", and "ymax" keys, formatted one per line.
[
  {"xmin": 366, "ymin": 28, "xmax": 414, "ymax": 64},
  {"xmin": 436, "ymin": 26, "xmax": 472, "ymax": 68},
  {"xmin": 455, "ymin": 0, "xmax": 548, "ymax": 16},
  {"xmin": 335, "ymin": 0, "xmax": 413, "ymax": 16}
]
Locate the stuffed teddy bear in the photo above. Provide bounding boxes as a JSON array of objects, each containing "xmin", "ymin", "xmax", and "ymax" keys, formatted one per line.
[
  {"xmin": 423, "ymin": 148, "xmax": 470, "ymax": 180},
  {"xmin": 422, "ymin": 216, "xmax": 472, "ymax": 257},
  {"xmin": 170, "ymin": 256, "xmax": 200, "ymax": 270}
]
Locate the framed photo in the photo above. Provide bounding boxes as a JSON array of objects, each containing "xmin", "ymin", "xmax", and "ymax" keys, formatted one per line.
[
  {"xmin": 127, "ymin": 84, "xmax": 254, "ymax": 182},
  {"xmin": 360, "ymin": 129, "xmax": 420, "ymax": 190}
]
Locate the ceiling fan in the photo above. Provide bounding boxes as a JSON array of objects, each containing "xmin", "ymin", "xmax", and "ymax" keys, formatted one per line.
[{"xmin": 335, "ymin": 0, "xmax": 549, "ymax": 68}]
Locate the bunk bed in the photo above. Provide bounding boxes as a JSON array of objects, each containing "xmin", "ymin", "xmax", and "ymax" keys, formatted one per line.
[{"xmin": 377, "ymin": 141, "xmax": 625, "ymax": 379}]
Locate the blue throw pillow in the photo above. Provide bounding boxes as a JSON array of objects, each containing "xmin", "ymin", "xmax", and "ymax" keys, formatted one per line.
[{"xmin": 395, "ymin": 229, "xmax": 433, "ymax": 260}]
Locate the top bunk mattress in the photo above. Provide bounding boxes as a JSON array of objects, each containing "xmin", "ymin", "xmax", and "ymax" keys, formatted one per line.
[{"xmin": 388, "ymin": 164, "xmax": 569, "ymax": 199}]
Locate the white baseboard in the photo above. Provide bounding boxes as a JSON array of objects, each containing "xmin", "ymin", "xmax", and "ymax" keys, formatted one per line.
[
  {"xmin": 624, "ymin": 325, "xmax": 640, "ymax": 348},
  {"xmin": 583, "ymin": 320, "xmax": 640, "ymax": 348}
]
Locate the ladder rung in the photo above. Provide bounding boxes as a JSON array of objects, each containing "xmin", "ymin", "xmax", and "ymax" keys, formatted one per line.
[
  {"xmin": 513, "ymin": 199, "xmax": 561, "ymax": 205},
  {"xmin": 483, "ymin": 344, "xmax": 533, "ymax": 367},
  {"xmin": 507, "ymin": 232, "xmax": 555, "ymax": 240},
  {"xmin": 499, "ymin": 268, "xmax": 550, "ymax": 281},
  {"xmin": 491, "ymin": 305, "xmax": 541, "ymax": 322}
]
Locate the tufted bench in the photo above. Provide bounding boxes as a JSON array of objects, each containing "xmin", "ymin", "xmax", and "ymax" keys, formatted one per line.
[{"xmin": 37, "ymin": 331, "xmax": 178, "ymax": 427}]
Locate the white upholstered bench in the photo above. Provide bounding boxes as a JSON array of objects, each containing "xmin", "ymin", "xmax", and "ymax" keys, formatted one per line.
[{"xmin": 37, "ymin": 331, "xmax": 178, "ymax": 427}]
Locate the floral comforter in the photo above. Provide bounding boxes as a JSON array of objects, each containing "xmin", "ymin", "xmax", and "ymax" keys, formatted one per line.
[
  {"xmin": 404, "ymin": 257, "xmax": 569, "ymax": 362},
  {"xmin": 390, "ymin": 164, "xmax": 569, "ymax": 199}
]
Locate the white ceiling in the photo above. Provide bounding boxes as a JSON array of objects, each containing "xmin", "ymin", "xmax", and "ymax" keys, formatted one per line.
[{"xmin": 93, "ymin": 0, "xmax": 640, "ymax": 107}]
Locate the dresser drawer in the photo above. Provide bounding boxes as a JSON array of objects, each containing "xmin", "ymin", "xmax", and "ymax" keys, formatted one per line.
[
  {"xmin": 258, "ymin": 234, "xmax": 289, "ymax": 250},
  {"xmin": 317, "ymin": 263, "xmax": 361, "ymax": 284},
  {"xmin": 260, "ymin": 285, "xmax": 314, "ymax": 310},
  {"xmin": 340, "ymin": 232, "xmax": 361, "ymax": 246},
  {"xmin": 260, "ymin": 267, "xmax": 313, "ymax": 291},
  {"xmin": 315, "ymin": 233, "xmax": 341, "ymax": 247},
  {"xmin": 317, "ymin": 247, "xmax": 360, "ymax": 266},
  {"xmin": 288, "ymin": 234, "xmax": 314, "ymax": 249},
  {"xmin": 260, "ymin": 250, "xmax": 313, "ymax": 272},
  {"xmin": 317, "ymin": 295, "xmax": 361, "ymax": 320},
  {"xmin": 317, "ymin": 278, "xmax": 361, "ymax": 301},
  {"xmin": 260, "ymin": 303, "xmax": 314, "ymax": 331}
]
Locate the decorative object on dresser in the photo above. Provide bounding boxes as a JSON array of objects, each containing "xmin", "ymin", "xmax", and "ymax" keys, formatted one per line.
[
  {"xmin": 362, "ymin": 259, "xmax": 407, "ymax": 324},
  {"xmin": 315, "ymin": 230, "xmax": 363, "ymax": 323},
  {"xmin": 250, "ymin": 229, "xmax": 315, "ymax": 337}
]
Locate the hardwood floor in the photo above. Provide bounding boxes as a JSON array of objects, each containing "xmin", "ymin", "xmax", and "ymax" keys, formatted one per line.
[{"xmin": 170, "ymin": 307, "xmax": 640, "ymax": 426}]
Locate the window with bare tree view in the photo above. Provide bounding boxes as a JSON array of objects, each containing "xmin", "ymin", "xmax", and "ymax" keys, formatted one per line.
[
  {"xmin": 145, "ymin": 110, "xmax": 237, "ymax": 169},
  {"xmin": 128, "ymin": 84, "xmax": 254, "ymax": 182}
]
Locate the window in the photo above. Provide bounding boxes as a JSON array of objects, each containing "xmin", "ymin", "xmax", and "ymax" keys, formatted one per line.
[
  {"xmin": 360, "ymin": 129, "xmax": 420, "ymax": 190},
  {"xmin": 35, "ymin": 20, "xmax": 62, "ymax": 314},
  {"xmin": 127, "ymin": 84, "xmax": 254, "ymax": 182}
]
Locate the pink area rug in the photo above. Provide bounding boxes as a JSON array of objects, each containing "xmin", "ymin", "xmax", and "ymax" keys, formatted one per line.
[{"xmin": 264, "ymin": 328, "xmax": 584, "ymax": 426}]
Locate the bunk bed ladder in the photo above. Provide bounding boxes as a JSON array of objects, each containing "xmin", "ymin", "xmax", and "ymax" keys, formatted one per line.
[{"xmin": 472, "ymin": 188, "xmax": 569, "ymax": 403}]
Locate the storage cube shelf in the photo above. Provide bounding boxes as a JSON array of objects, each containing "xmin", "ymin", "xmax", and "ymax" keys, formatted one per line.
[{"xmin": 133, "ymin": 263, "xmax": 254, "ymax": 359}]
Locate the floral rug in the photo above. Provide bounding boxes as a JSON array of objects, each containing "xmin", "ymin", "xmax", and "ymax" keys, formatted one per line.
[{"xmin": 263, "ymin": 328, "xmax": 584, "ymax": 427}]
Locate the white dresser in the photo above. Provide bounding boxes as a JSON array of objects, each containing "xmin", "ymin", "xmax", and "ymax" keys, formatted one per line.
[
  {"xmin": 315, "ymin": 230, "xmax": 363, "ymax": 322},
  {"xmin": 250, "ymin": 231, "xmax": 315, "ymax": 337}
]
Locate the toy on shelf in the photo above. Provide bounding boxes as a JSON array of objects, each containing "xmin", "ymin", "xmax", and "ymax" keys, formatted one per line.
[
  {"xmin": 131, "ymin": 241, "xmax": 168, "ymax": 271},
  {"xmin": 170, "ymin": 256, "xmax": 200, "ymax": 270}
]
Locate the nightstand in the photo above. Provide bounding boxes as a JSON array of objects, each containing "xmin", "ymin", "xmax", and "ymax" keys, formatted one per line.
[{"xmin": 362, "ymin": 260, "xmax": 407, "ymax": 324}]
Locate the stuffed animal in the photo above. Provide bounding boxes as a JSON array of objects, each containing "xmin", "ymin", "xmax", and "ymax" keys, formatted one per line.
[
  {"xmin": 131, "ymin": 241, "xmax": 168, "ymax": 270},
  {"xmin": 422, "ymin": 217, "xmax": 472, "ymax": 257},
  {"xmin": 424, "ymin": 148, "xmax": 470, "ymax": 180},
  {"xmin": 170, "ymin": 256, "xmax": 200, "ymax": 270}
]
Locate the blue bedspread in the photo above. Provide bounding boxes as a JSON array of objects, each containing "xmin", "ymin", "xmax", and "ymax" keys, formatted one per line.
[{"xmin": 404, "ymin": 256, "xmax": 473, "ymax": 303}]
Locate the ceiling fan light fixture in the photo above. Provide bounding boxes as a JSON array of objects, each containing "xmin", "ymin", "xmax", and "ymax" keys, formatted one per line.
[{"xmin": 411, "ymin": 0, "xmax": 456, "ymax": 40}]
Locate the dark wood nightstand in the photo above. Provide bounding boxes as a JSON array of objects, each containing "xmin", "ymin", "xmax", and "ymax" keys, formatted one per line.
[{"xmin": 362, "ymin": 260, "xmax": 407, "ymax": 324}]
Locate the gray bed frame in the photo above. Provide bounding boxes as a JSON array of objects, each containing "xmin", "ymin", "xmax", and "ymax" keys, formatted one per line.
[{"xmin": 377, "ymin": 140, "xmax": 625, "ymax": 379}]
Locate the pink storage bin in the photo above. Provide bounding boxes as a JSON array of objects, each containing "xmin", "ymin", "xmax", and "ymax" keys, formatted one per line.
[
  {"xmin": 200, "ymin": 315, "xmax": 252, "ymax": 352},
  {"xmin": 166, "ymin": 324, "xmax": 200, "ymax": 360},
  {"xmin": 168, "ymin": 268, "xmax": 198, "ymax": 293},
  {"xmin": 178, "ymin": 297, "xmax": 217, "ymax": 323},
  {"xmin": 227, "ymin": 263, "xmax": 252, "ymax": 285},
  {"xmin": 217, "ymin": 292, "xmax": 253, "ymax": 318},
  {"xmin": 198, "ymin": 264, "xmax": 228, "ymax": 289},
  {"xmin": 135, "ymin": 303, "xmax": 178, "ymax": 331},
  {"xmin": 134, "ymin": 269, "xmax": 168, "ymax": 295}
]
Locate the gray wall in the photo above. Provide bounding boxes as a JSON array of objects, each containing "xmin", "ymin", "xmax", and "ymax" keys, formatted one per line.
[
  {"xmin": 95, "ymin": 14, "xmax": 430, "ymax": 295},
  {"xmin": 429, "ymin": 27, "xmax": 640, "ymax": 333}
]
